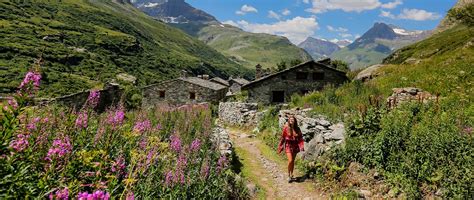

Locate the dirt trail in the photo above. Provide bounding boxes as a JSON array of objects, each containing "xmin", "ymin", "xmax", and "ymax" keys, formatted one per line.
[{"xmin": 228, "ymin": 128, "xmax": 328, "ymax": 200}]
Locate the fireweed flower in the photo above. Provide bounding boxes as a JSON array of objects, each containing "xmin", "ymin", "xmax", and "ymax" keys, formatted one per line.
[
  {"xmin": 201, "ymin": 161, "xmax": 210, "ymax": 179},
  {"xmin": 87, "ymin": 90, "xmax": 100, "ymax": 108},
  {"xmin": 75, "ymin": 112, "xmax": 88, "ymax": 129},
  {"xmin": 77, "ymin": 190, "xmax": 110, "ymax": 200},
  {"xmin": 19, "ymin": 71, "xmax": 41, "ymax": 90},
  {"xmin": 190, "ymin": 138, "xmax": 201, "ymax": 152},
  {"xmin": 49, "ymin": 187, "xmax": 69, "ymax": 200},
  {"xmin": 26, "ymin": 117, "xmax": 41, "ymax": 131},
  {"xmin": 107, "ymin": 109, "xmax": 125, "ymax": 127},
  {"xmin": 216, "ymin": 155, "xmax": 228, "ymax": 173},
  {"xmin": 9, "ymin": 134, "xmax": 29, "ymax": 152},
  {"xmin": 126, "ymin": 191, "xmax": 135, "ymax": 200},
  {"xmin": 164, "ymin": 170, "xmax": 173, "ymax": 186},
  {"xmin": 169, "ymin": 134, "xmax": 181, "ymax": 152},
  {"xmin": 45, "ymin": 136, "xmax": 72, "ymax": 162},
  {"xmin": 133, "ymin": 120, "xmax": 151, "ymax": 133},
  {"xmin": 111, "ymin": 155, "xmax": 126, "ymax": 176}
]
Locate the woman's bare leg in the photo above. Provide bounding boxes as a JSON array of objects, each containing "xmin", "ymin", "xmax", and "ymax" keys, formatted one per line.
[
  {"xmin": 289, "ymin": 152, "xmax": 297, "ymax": 177},
  {"xmin": 286, "ymin": 152, "xmax": 294, "ymax": 178}
]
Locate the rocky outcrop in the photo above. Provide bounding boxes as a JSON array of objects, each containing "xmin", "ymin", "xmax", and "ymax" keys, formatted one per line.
[
  {"xmin": 211, "ymin": 126, "xmax": 233, "ymax": 157},
  {"xmin": 218, "ymin": 102, "xmax": 265, "ymax": 126},
  {"xmin": 355, "ymin": 64, "xmax": 384, "ymax": 81},
  {"xmin": 387, "ymin": 87, "xmax": 437, "ymax": 109},
  {"xmin": 278, "ymin": 108, "xmax": 345, "ymax": 161}
]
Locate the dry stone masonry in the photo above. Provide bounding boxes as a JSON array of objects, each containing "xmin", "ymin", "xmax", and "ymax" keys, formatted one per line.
[
  {"xmin": 211, "ymin": 126, "xmax": 233, "ymax": 157},
  {"xmin": 278, "ymin": 108, "xmax": 345, "ymax": 161},
  {"xmin": 218, "ymin": 102, "xmax": 265, "ymax": 127},
  {"xmin": 387, "ymin": 87, "xmax": 436, "ymax": 109}
]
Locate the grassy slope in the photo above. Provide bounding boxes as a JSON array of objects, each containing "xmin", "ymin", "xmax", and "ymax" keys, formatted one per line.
[
  {"xmin": 330, "ymin": 47, "xmax": 388, "ymax": 70},
  {"xmin": 196, "ymin": 25, "xmax": 312, "ymax": 69},
  {"xmin": 0, "ymin": 0, "xmax": 250, "ymax": 97}
]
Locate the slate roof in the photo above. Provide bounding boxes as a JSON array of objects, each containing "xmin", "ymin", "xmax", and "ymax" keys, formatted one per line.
[
  {"xmin": 210, "ymin": 77, "xmax": 230, "ymax": 87},
  {"xmin": 242, "ymin": 59, "xmax": 347, "ymax": 90},
  {"xmin": 178, "ymin": 77, "xmax": 227, "ymax": 91},
  {"xmin": 230, "ymin": 78, "xmax": 250, "ymax": 85}
]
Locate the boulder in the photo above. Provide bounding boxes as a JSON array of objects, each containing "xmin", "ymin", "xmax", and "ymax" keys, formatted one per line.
[{"xmin": 355, "ymin": 64, "xmax": 384, "ymax": 82}]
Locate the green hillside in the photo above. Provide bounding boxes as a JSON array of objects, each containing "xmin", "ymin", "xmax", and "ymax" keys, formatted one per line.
[
  {"xmin": 196, "ymin": 24, "xmax": 312, "ymax": 69},
  {"xmin": 0, "ymin": 0, "xmax": 250, "ymax": 97},
  {"xmin": 330, "ymin": 47, "xmax": 388, "ymax": 70}
]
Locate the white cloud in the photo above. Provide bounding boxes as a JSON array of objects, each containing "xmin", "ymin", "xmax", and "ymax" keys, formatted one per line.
[
  {"xmin": 268, "ymin": 10, "xmax": 281, "ymax": 20},
  {"xmin": 381, "ymin": 0, "xmax": 402, "ymax": 9},
  {"xmin": 306, "ymin": 0, "xmax": 402, "ymax": 13},
  {"xmin": 222, "ymin": 20, "xmax": 239, "ymax": 27},
  {"xmin": 236, "ymin": 4, "xmax": 258, "ymax": 15},
  {"xmin": 282, "ymin": 9, "xmax": 291, "ymax": 16},
  {"xmin": 339, "ymin": 33, "xmax": 353, "ymax": 38},
  {"xmin": 380, "ymin": 8, "xmax": 441, "ymax": 21},
  {"xmin": 327, "ymin": 25, "xmax": 348, "ymax": 32},
  {"xmin": 398, "ymin": 8, "xmax": 441, "ymax": 21},
  {"xmin": 224, "ymin": 17, "xmax": 319, "ymax": 45}
]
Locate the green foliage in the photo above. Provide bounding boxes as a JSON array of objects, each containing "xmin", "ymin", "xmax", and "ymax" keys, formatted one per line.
[
  {"xmin": 330, "ymin": 60, "xmax": 350, "ymax": 72},
  {"xmin": 0, "ymin": 1, "xmax": 250, "ymax": 97},
  {"xmin": 448, "ymin": 3, "xmax": 474, "ymax": 26},
  {"xmin": 276, "ymin": 59, "xmax": 303, "ymax": 72},
  {"xmin": 257, "ymin": 106, "xmax": 281, "ymax": 150}
]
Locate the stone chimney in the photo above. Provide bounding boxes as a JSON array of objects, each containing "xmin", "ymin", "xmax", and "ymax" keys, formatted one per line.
[
  {"xmin": 255, "ymin": 64, "xmax": 262, "ymax": 79},
  {"xmin": 181, "ymin": 70, "xmax": 188, "ymax": 78},
  {"xmin": 202, "ymin": 74, "xmax": 209, "ymax": 80}
]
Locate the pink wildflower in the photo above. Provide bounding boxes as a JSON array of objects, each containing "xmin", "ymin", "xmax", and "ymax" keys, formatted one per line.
[
  {"xmin": 19, "ymin": 71, "xmax": 41, "ymax": 89},
  {"xmin": 170, "ymin": 134, "xmax": 181, "ymax": 152},
  {"xmin": 133, "ymin": 120, "xmax": 151, "ymax": 133},
  {"xmin": 217, "ymin": 155, "xmax": 228, "ymax": 173},
  {"xmin": 126, "ymin": 191, "xmax": 135, "ymax": 200},
  {"xmin": 75, "ymin": 112, "xmax": 88, "ymax": 129},
  {"xmin": 190, "ymin": 138, "xmax": 201, "ymax": 152},
  {"xmin": 49, "ymin": 187, "xmax": 69, "ymax": 200},
  {"xmin": 9, "ymin": 134, "xmax": 29, "ymax": 152},
  {"xmin": 45, "ymin": 136, "xmax": 72, "ymax": 162},
  {"xmin": 87, "ymin": 90, "xmax": 100, "ymax": 108}
]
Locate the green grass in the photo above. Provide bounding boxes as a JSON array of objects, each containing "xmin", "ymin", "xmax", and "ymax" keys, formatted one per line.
[
  {"xmin": 0, "ymin": 0, "xmax": 251, "ymax": 97},
  {"xmin": 331, "ymin": 46, "xmax": 389, "ymax": 70},
  {"xmin": 233, "ymin": 146, "xmax": 267, "ymax": 199}
]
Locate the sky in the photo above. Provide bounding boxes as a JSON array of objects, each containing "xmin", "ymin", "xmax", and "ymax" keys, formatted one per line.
[{"xmin": 187, "ymin": 0, "xmax": 457, "ymax": 45}]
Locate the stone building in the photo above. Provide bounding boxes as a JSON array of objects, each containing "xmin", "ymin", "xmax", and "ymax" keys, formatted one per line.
[
  {"xmin": 210, "ymin": 77, "xmax": 230, "ymax": 87},
  {"xmin": 228, "ymin": 77, "xmax": 250, "ymax": 94},
  {"xmin": 142, "ymin": 75, "xmax": 227, "ymax": 107},
  {"xmin": 242, "ymin": 59, "xmax": 348, "ymax": 104}
]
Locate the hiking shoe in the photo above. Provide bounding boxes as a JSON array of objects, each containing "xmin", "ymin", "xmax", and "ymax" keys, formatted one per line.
[{"xmin": 288, "ymin": 177, "xmax": 292, "ymax": 183}]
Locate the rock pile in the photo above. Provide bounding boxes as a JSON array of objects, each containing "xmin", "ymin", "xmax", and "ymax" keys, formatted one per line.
[
  {"xmin": 218, "ymin": 102, "xmax": 265, "ymax": 126},
  {"xmin": 278, "ymin": 108, "xmax": 345, "ymax": 161},
  {"xmin": 211, "ymin": 126, "xmax": 233, "ymax": 157},
  {"xmin": 387, "ymin": 87, "xmax": 436, "ymax": 108}
]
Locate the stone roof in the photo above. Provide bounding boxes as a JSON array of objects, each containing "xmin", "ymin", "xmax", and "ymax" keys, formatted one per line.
[
  {"xmin": 179, "ymin": 77, "xmax": 227, "ymax": 91},
  {"xmin": 242, "ymin": 59, "xmax": 347, "ymax": 90},
  {"xmin": 230, "ymin": 78, "xmax": 250, "ymax": 85},
  {"xmin": 210, "ymin": 77, "xmax": 230, "ymax": 87}
]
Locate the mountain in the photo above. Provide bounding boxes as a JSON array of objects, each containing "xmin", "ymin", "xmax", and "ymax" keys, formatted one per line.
[
  {"xmin": 436, "ymin": 0, "xmax": 473, "ymax": 32},
  {"xmin": 132, "ymin": 0, "xmax": 312, "ymax": 69},
  {"xmin": 331, "ymin": 22, "xmax": 431, "ymax": 70},
  {"xmin": 0, "ymin": 1, "xmax": 251, "ymax": 97},
  {"xmin": 298, "ymin": 37, "xmax": 341, "ymax": 60}
]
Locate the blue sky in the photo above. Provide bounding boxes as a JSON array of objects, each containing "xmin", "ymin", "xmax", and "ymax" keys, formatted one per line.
[{"xmin": 187, "ymin": 0, "xmax": 457, "ymax": 45}]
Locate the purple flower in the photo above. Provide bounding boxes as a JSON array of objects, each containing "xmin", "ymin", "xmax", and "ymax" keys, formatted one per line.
[
  {"xmin": 190, "ymin": 138, "xmax": 201, "ymax": 152},
  {"xmin": 87, "ymin": 90, "xmax": 100, "ymax": 108},
  {"xmin": 9, "ymin": 134, "xmax": 29, "ymax": 152},
  {"xmin": 8, "ymin": 98, "xmax": 18, "ymax": 110},
  {"xmin": 133, "ymin": 120, "xmax": 151, "ymax": 133},
  {"xmin": 77, "ymin": 190, "xmax": 110, "ymax": 200},
  {"xmin": 45, "ymin": 136, "xmax": 72, "ymax": 162},
  {"xmin": 49, "ymin": 187, "xmax": 69, "ymax": 200},
  {"xmin": 111, "ymin": 155, "xmax": 126, "ymax": 176},
  {"xmin": 107, "ymin": 109, "xmax": 125, "ymax": 127},
  {"xmin": 126, "ymin": 191, "xmax": 135, "ymax": 200},
  {"xmin": 19, "ymin": 71, "xmax": 41, "ymax": 89},
  {"xmin": 217, "ymin": 155, "xmax": 228, "ymax": 173},
  {"xmin": 75, "ymin": 112, "xmax": 88, "ymax": 129},
  {"xmin": 170, "ymin": 135, "xmax": 181, "ymax": 152},
  {"xmin": 26, "ymin": 117, "xmax": 41, "ymax": 131},
  {"xmin": 164, "ymin": 170, "xmax": 173, "ymax": 186}
]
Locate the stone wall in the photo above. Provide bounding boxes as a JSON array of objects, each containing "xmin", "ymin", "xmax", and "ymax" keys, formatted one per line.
[
  {"xmin": 278, "ymin": 108, "xmax": 345, "ymax": 161},
  {"xmin": 142, "ymin": 79, "xmax": 227, "ymax": 108},
  {"xmin": 218, "ymin": 102, "xmax": 264, "ymax": 127},
  {"xmin": 245, "ymin": 62, "xmax": 348, "ymax": 104},
  {"xmin": 387, "ymin": 87, "xmax": 436, "ymax": 109},
  {"xmin": 211, "ymin": 126, "xmax": 233, "ymax": 158}
]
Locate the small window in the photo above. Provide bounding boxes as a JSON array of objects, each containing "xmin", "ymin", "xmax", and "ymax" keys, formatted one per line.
[
  {"xmin": 300, "ymin": 90, "xmax": 309, "ymax": 95},
  {"xmin": 159, "ymin": 91, "xmax": 165, "ymax": 98},
  {"xmin": 296, "ymin": 72, "xmax": 308, "ymax": 80},
  {"xmin": 272, "ymin": 91, "xmax": 285, "ymax": 103},
  {"xmin": 313, "ymin": 72, "xmax": 325, "ymax": 80},
  {"xmin": 189, "ymin": 92, "xmax": 196, "ymax": 100},
  {"xmin": 281, "ymin": 75, "xmax": 287, "ymax": 80}
]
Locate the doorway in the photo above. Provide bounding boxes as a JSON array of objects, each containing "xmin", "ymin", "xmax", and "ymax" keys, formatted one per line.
[{"xmin": 272, "ymin": 91, "xmax": 285, "ymax": 103}]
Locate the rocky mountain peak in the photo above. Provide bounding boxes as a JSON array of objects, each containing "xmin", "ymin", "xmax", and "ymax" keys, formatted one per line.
[{"xmin": 132, "ymin": 0, "xmax": 218, "ymax": 23}]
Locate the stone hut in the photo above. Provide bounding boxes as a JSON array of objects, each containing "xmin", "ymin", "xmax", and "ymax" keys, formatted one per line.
[
  {"xmin": 142, "ymin": 75, "xmax": 227, "ymax": 107},
  {"xmin": 228, "ymin": 77, "xmax": 250, "ymax": 94},
  {"xmin": 242, "ymin": 59, "xmax": 348, "ymax": 104}
]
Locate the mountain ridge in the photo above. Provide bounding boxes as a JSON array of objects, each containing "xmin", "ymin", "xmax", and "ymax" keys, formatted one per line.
[{"xmin": 298, "ymin": 37, "xmax": 341, "ymax": 60}]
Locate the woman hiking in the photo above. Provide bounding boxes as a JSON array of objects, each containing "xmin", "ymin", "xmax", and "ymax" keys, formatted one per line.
[{"xmin": 278, "ymin": 115, "xmax": 304, "ymax": 183}]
